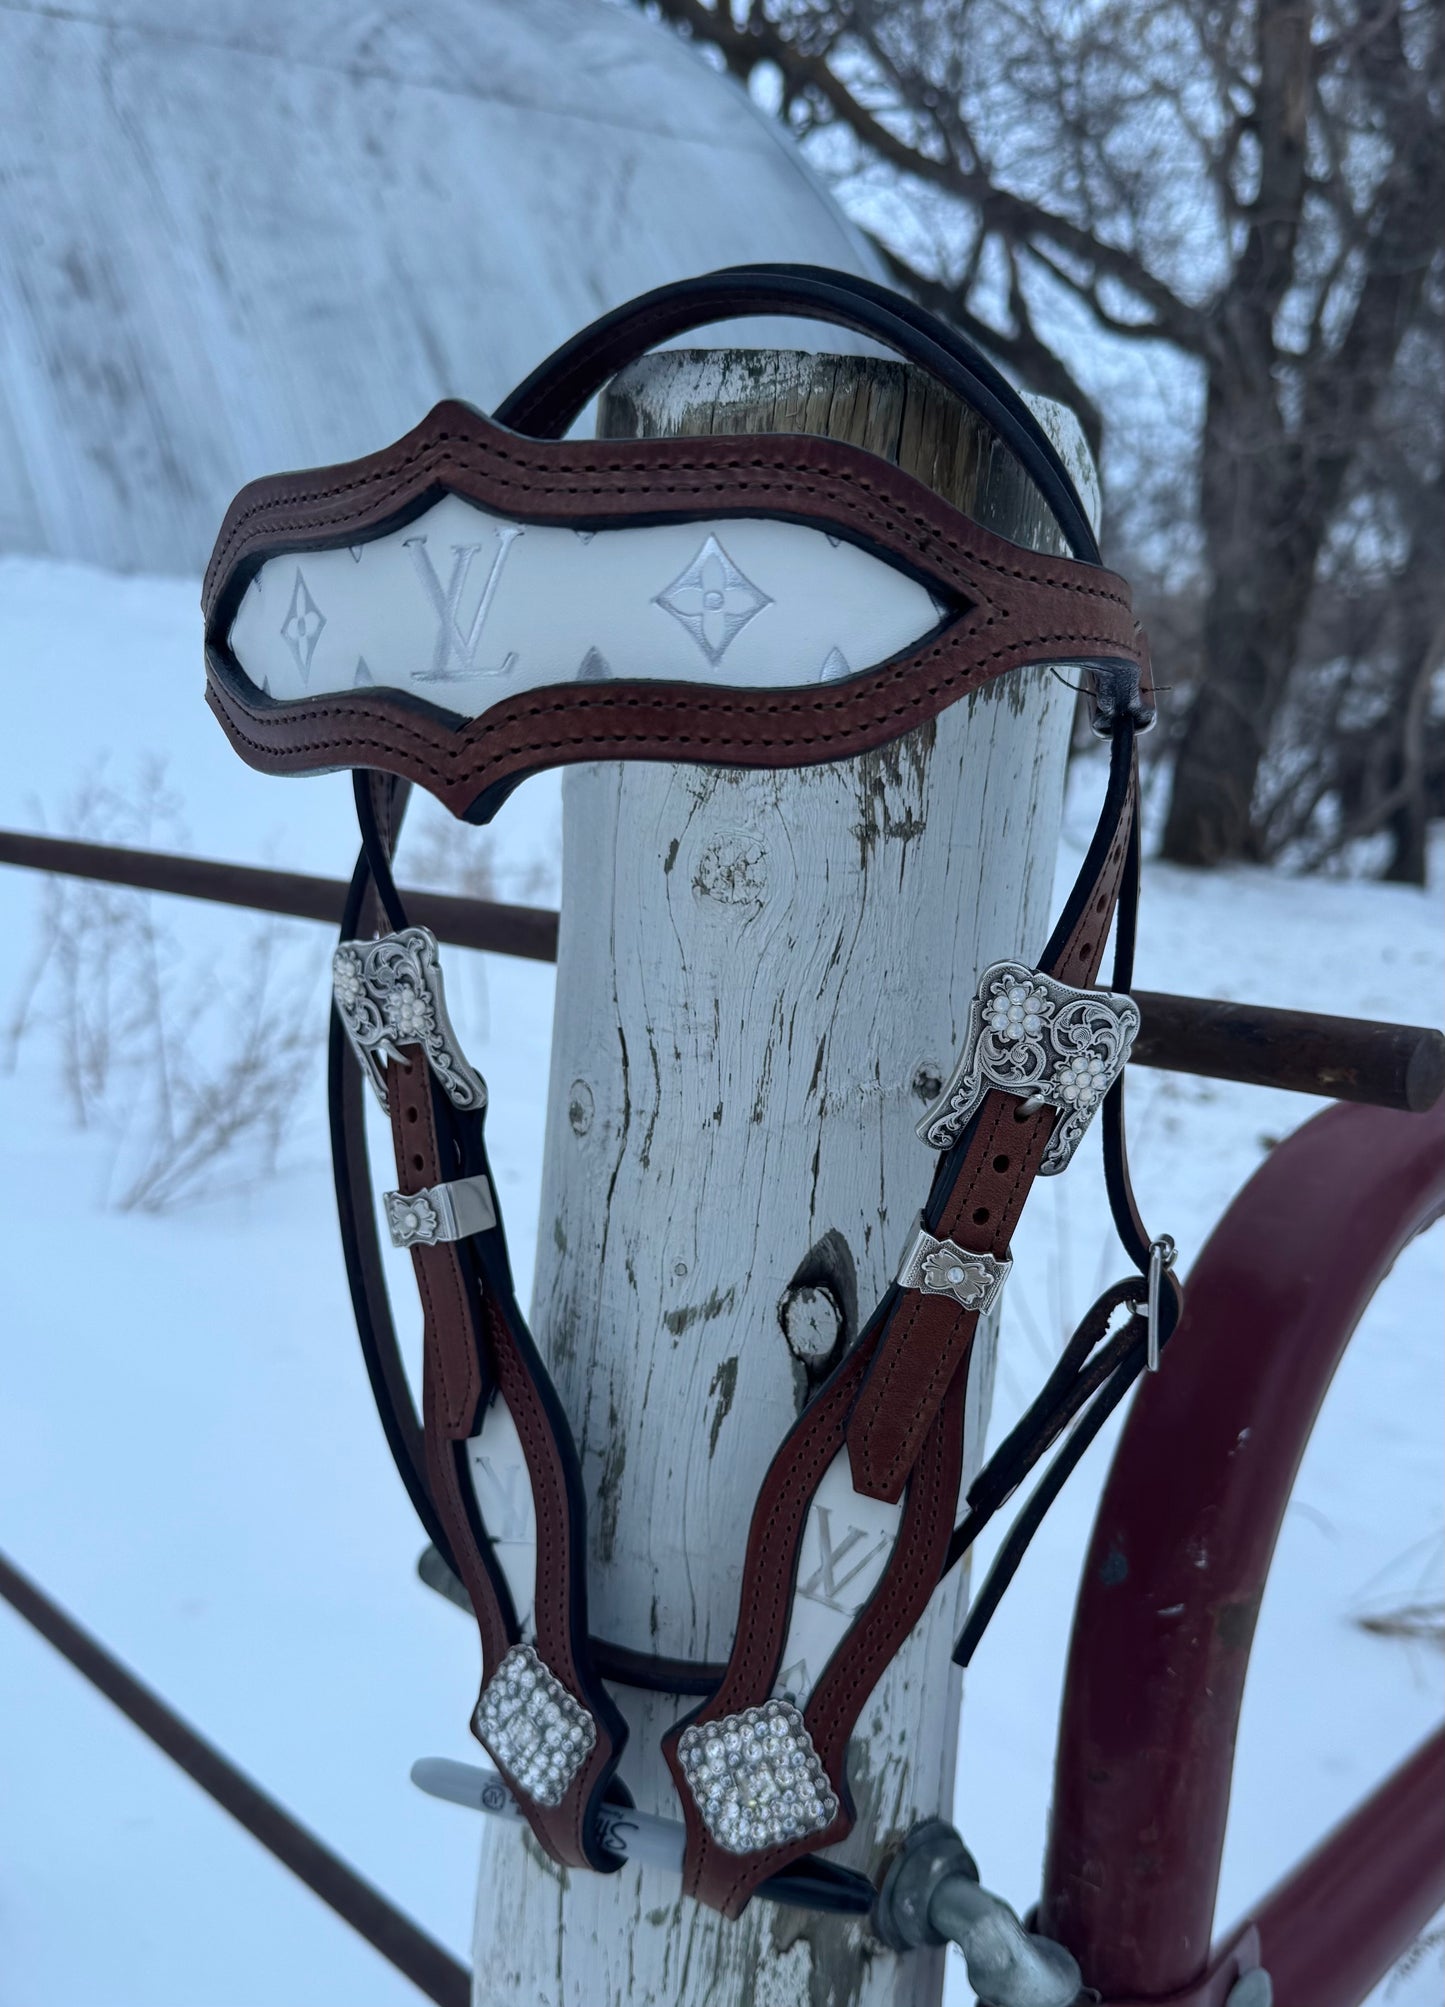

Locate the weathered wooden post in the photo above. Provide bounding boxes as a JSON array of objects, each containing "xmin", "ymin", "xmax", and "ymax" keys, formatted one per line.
[{"xmin": 472, "ymin": 348, "xmax": 1098, "ymax": 2006}]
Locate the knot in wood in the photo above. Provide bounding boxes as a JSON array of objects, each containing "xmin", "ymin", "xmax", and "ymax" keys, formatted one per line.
[{"xmin": 779, "ymin": 1283, "xmax": 844, "ymax": 1363}]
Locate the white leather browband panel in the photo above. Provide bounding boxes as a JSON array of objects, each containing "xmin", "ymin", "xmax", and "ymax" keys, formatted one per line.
[{"xmin": 227, "ymin": 493, "xmax": 945, "ymax": 713}]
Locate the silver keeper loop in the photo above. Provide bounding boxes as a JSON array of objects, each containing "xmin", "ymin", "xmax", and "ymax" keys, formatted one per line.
[
  {"xmin": 332, "ymin": 926, "xmax": 486, "ymax": 1114},
  {"xmin": 1145, "ymin": 1234, "xmax": 1177, "ymax": 1373},
  {"xmin": 896, "ymin": 1217, "xmax": 1011, "ymax": 1315},
  {"xmin": 384, "ymin": 1175, "xmax": 496, "ymax": 1249},
  {"xmin": 917, "ymin": 959, "xmax": 1140, "ymax": 1173}
]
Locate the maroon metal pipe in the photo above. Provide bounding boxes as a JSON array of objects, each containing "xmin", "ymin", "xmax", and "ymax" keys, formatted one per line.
[
  {"xmin": 1039, "ymin": 1097, "xmax": 1445, "ymax": 1998},
  {"xmin": 1249, "ymin": 1726, "xmax": 1445, "ymax": 2007}
]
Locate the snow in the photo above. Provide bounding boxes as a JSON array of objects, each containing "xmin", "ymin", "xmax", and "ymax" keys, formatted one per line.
[{"xmin": 1, "ymin": 553, "xmax": 1441, "ymax": 2005}]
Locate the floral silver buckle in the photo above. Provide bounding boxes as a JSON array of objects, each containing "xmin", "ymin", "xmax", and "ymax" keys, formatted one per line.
[
  {"xmin": 896, "ymin": 1218, "xmax": 1010, "ymax": 1313},
  {"xmin": 332, "ymin": 927, "xmax": 486, "ymax": 1113},
  {"xmin": 384, "ymin": 1175, "xmax": 496, "ymax": 1249},
  {"xmin": 917, "ymin": 959, "xmax": 1140, "ymax": 1173}
]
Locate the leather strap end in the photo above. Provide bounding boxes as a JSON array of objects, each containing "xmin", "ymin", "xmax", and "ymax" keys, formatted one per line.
[{"xmin": 844, "ymin": 1293, "xmax": 976, "ymax": 1502}]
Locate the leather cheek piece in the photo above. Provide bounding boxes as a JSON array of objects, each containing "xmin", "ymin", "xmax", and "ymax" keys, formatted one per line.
[
  {"xmin": 662, "ymin": 1341, "xmax": 970, "ymax": 1917},
  {"xmin": 200, "ymin": 400, "xmax": 1149, "ymax": 819},
  {"xmin": 843, "ymin": 765, "xmax": 1138, "ymax": 1499},
  {"xmin": 382, "ymin": 1054, "xmax": 625, "ymax": 1874}
]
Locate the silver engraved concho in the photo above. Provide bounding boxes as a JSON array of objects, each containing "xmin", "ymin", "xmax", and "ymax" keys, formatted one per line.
[
  {"xmin": 332, "ymin": 927, "xmax": 485, "ymax": 1113},
  {"xmin": 918, "ymin": 960, "xmax": 1140, "ymax": 1173},
  {"xmin": 677, "ymin": 1700, "xmax": 839, "ymax": 1855},
  {"xmin": 384, "ymin": 1175, "xmax": 496, "ymax": 1249},
  {"xmin": 896, "ymin": 1219, "xmax": 1010, "ymax": 1313},
  {"xmin": 472, "ymin": 1644, "xmax": 597, "ymax": 1809}
]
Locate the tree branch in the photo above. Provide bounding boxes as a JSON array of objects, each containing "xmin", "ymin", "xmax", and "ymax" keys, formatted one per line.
[
  {"xmin": 643, "ymin": 0, "xmax": 1209, "ymax": 351},
  {"xmin": 869, "ymin": 236, "xmax": 1106, "ymax": 455}
]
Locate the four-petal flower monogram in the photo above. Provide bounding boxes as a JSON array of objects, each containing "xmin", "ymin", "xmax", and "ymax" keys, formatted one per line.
[
  {"xmin": 653, "ymin": 534, "xmax": 773, "ymax": 667},
  {"xmin": 279, "ymin": 567, "xmax": 326, "ymax": 681}
]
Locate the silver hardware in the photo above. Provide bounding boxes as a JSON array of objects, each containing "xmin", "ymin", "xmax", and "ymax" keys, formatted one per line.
[
  {"xmin": 472, "ymin": 1643, "xmax": 597, "ymax": 1809},
  {"xmin": 874, "ymin": 1819, "xmax": 1082, "ymax": 2004},
  {"xmin": 384, "ymin": 1174, "xmax": 496, "ymax": 1249},
  {"xmin": 918, "ymin": 959, "xmax": 1140, "ymax": 1173},
  {"xmin": 1146, "ymin": 1233, "xmax": 1177, "ymax": 1372},
  {"xmin": 896, "ymin": 1218, "xmax": 1010, "ymax": 1314},
  {"xmin": 676, "ymin": 1699, "xmax": 839, "ymax": 1855},
  {"xmin": 332, "ymin": 927, "xmax": 486, "ymax": 1113}
]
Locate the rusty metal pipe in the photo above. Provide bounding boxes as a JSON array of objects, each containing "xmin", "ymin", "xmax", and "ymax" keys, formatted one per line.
[
  {"xmin": 1039, "ymin": 1097, "xmax": 1445, "ymax": 1997},
  {"xmin": 2, "ymin": 826, "xmax": 1440, "ymax": 1111}
]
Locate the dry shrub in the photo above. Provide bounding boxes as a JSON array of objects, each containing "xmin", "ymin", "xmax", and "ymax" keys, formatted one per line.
[{"xmin": 5, "ymin": 762, "xmax": 319, "ymax": 1211}]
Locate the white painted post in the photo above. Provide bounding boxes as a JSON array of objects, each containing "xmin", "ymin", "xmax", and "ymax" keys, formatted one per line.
[{"xmin": 471, "ymin": 350, "xmax": 1098, "ymax": 2007}]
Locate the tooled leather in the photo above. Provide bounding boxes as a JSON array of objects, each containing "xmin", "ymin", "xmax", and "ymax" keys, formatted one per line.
[
  {"xmin": 843, "ymin": 770, "xmax": 1138, "ymax": 1499},
  {"xmin": 201, "ymin": 407, "xmax": 1148, "ymax": 814}
]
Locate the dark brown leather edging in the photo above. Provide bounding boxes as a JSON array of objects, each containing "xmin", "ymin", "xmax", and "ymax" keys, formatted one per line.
[{"xmin": 202, "ymin": 402, "xmax": 1149, "ymax": 821}]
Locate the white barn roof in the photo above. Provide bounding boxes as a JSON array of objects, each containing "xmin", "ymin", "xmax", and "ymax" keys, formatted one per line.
[{"xmin": 0, "ymin": 0, "xmax": 877, "ymax": 575}]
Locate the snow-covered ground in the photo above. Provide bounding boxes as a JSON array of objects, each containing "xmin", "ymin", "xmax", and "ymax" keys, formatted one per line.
[{"xmin": 2, "ymin": 553, "xmax": 1441, "ymax": 2007}]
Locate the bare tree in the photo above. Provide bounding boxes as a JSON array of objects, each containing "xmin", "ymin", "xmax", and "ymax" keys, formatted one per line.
[{"xmin": 638, "ymin": 0, "xmax": 1445, "ymax": 870}]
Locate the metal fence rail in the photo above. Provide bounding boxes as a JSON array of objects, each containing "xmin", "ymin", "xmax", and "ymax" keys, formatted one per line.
[
  {"xmin": 3, "ymin": 827, "xmax": 1442, "ymax": 1113},
  {"xmin": 0, "ymin": 1549, "xmax": 470, "ymax": 2007}
]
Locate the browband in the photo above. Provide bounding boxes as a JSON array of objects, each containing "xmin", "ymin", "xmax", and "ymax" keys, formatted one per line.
[
  {"xmin": 203, "ymin": 267, "xmax": 1181, "ymax": 1918},
  {"xmin": 202, "ymin": 271, "xmax": 1153, "ymax": 825}
]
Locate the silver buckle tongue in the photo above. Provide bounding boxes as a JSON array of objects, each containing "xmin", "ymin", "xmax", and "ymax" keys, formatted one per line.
[
  {"xmin": 1145, "ymin": 1234, "xmax": 1177, "ymax": 1372},
  {"xmin": 332, "ymin": 927, "xmax": 486, "ymax": 1114},
  {"xmin": 896, "ymin": 1217, "xmax": 1010, "ymax": 1313},
  {"xmin": 384, "ymin": 1174, "xmax": 496, "ymax": 1249},
  {"xmin": 917, "ymin": 959, "xmax": 1140, "ymax": 1173}
]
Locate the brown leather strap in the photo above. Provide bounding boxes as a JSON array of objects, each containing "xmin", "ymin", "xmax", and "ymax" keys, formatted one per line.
[
  {"xmin": 382, "ymin": 1053, "xmax": 622, "ymax": 1871},
  {"xmin": 386, "ymin": 1059, "xmax": 486, "ymax": 1438},
  {"xmin": 843, "ymin": 762, "xmax": 1137, "ymax": 1498},
  {"xmin": 661, "ymin": 1338, "xmax": 968, "ymax": 1915}
]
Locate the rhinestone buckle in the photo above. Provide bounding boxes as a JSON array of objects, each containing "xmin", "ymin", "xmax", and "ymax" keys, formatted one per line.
[
  {"xmin": 896, "ymin": 1219, "xmax": 1010, "ymax": 1313},
  {"xmin": 917, "ymin": 959, "xmax": 1140, "ymax": 1173},
  {"xmin": 677, "ymin": 1699, "xmax": 839, "ymax": 1856},
  {"xmin": 332, "ymin": 927, "xmax": 486, "ymax": 1114},
  {"xmin": 384, "ymin": 1175, "xmax": 496, "ymax": 1249},
  {"xmin": 472, "ymin": 1644, "xmax": 597, "ymax": 1809}
]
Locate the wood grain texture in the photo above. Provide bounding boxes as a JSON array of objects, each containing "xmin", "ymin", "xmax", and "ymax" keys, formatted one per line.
[{"xmin": 470, "ymin": 349, "xmax": 1095, "ymax": 2006}]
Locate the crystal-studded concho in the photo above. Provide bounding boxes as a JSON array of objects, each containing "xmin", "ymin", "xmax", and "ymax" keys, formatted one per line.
[
  {"xmin": 332, "ymin": 927, "xmax": 486, "ymax": 1113},
  {"xmin": 918, "ymin": 960, "xmax": 1140, "ymax": 1172},
  {"xmin": 677, "ymin": 1700, "xmax": 839, "ymax": 1856},
  {"xmin": 472, "ymin": 1644, "xmax": 597, "ymax": 1808},
  {"xmin": 896, "ymin": 1219, "xmax": 1010, "ymax": 1312}
]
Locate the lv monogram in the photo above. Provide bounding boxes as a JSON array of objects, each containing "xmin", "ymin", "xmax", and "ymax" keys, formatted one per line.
[
  {"xmin": 796, "ymin": 1505, "xmax": 893, "ymax": 1613},
  {"xmin": 404, "ymin": 524, "xmax": 523, "ymax": 681},
  {"xmin": 470, "ymin": 1454, "xmax": 533, "ymax": 1545}
]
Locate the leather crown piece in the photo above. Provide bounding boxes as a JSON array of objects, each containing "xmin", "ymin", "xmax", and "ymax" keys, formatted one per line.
[{"xmin": 203, "ymin": 266, "xmax": 1179, "ymax": 1917}]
